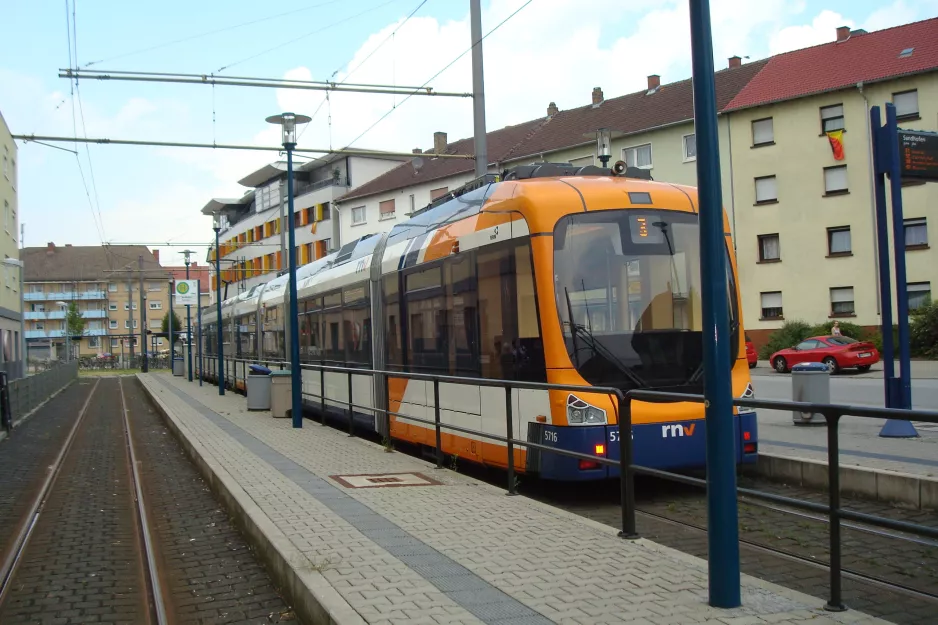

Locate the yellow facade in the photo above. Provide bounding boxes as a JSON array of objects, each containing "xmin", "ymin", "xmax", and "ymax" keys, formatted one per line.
[{"xmin": 727, "ymin": 74, "xmax": 938, "ymax": 336}]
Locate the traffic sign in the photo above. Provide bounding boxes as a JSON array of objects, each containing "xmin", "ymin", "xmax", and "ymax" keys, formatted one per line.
[
  {"xmin": 898, "ymin": 130, "xmax": 938, "ymax": 182},
  {"xmin": 174, "ymin": 280, "xmax": 198, "ymax": 306}
]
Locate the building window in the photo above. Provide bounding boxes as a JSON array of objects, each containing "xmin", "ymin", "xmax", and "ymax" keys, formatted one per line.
[
  {"xmin": 430, "ymin": 186, "xmax": 449, "ymax": 201},
  {"xmin": 150, "ymin": 319, "xmax": 161, "ymax": 329},
  {"xmin": 757, "ymin": 234, "xmax": 780, "ymax": 261},
  {"xmin": 827, "ymin": 227, "xmax": 852, "ymax": 255},
  {"xmin": 682, "ymin": 134, "xmax": 697, "ymax": 161},
  {"xmin": 893, "ymin": 90, "xmax": 919, "ymax": 120},
  {"xmin": 754, "ymin": 175, "xmax": 777, "ymax": 204},
  {"xmin": 830, "ymin": 287, "xmax": 855, "ymax": 315},
  {"xmin": 124, "ymin": 319, "xmax": 139, "ymax": 329},
  {"xmin": 824, "ymin": 165, "xmax": 848, "ymax": 195},
  {"xmin": 820, "ymin": 104, "xmax": 845, "ymax": 133},
  {"xmin": 760, "ymin": 292, "xmax": 783, "ymax": 319},
  {"xmin": 622, "ymin": 143, "xmax": 653, "ymax": 169},
  {"xmin": 109, "ymin": 320, "xmax": 118, "ymax": 329},
  {"xmin": 111, "ymin": 338, "xmax": 119, "ymax": 348},
  {"xmin": 108, "ymin": 303, "xmax": 118, "ymax": 311},
  {"xmin": 149, "ymin": 301, "xmax": 162, "ymax": 310},
  {"xmin": 108, "ymin": 282, "xmax": 117, "ymax": 292},
  {"xmin": 909, "ymin": 282, "xmax": 931, "ymax": 309},
  {"xmin": 905, "ymin": 217, "xmax": 927, "ymax": 247},
  {"xmin": 379, "ymin": 199, "xmax": 396, "ymax": 220},
  {"xmin": 351, "ymin": 206, "xmax": 366, "ymax": 225},
  {"xmin": 148, "ymin": 282, "xmax": 162, "ymax": 291},
  {"xmin": 36, "ymin": 322, "xmax": 45, "ymax": 331},
  {"xmin": 124, "ymin": 302, "xmax": 138, "ymax": 311},
  {"xmin": 408, "ymin": 194, "xmax": 415, "ymax": 215},
  {"xmin": 88, "ymin": 336, "xmax": 100, "ymax": 348},
  {"xmin": 752, "ymin": 118, "xmax": 774, "ymax": 146}
]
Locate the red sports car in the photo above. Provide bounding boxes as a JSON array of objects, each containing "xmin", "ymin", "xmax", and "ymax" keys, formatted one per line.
[
  {"xmin": 770, "ymin": 335, "xmax": 879, "ymax": 374},
  {"xmin": 745, "ymin": 335, "xmax": 757, "ymax": 369}
]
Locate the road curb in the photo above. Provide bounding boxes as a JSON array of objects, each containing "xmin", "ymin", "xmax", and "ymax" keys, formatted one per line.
[
  {"xmin": 137, "ymin": 374, "xmax": 366, "ymax": 625},
  {"xmin": 745, "ymin": 452, "xmax": 938, "ymax": 510}
]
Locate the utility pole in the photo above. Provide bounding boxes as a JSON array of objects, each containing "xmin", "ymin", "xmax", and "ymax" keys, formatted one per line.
[
  {"xmin": 139, "ymin": 255, "xmax": 148, "ymax": 373},
  {"xmin": 469, "ymin": 0, "xmax": 488, "ymax": 177},
  {"xmin": 127, "ymin": 277, "xmax": 135, "ymax": 361}
]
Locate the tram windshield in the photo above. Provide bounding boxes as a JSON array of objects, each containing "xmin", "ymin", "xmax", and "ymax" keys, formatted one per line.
[{"xmin": 553, "ymin": 209, "xmax": 738, "ymax": 392}]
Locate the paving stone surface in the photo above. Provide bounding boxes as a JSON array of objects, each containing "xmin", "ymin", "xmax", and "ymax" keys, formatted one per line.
[{"xmin": 140, "ymin": 373, "xmax": 896, "ymax": 625}]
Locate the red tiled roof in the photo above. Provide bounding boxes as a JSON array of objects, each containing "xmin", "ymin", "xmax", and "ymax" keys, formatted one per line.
[
  {"xmin": 337, "ymin": 62, "xmax": 766, "ymax": 202},
  {"xmin": 338, "ymin": 118, "xmax": 547, "ymax": 202},
  {"xmin": 725, "ymin": 18, "xmax": 938, "ymax": 111}
]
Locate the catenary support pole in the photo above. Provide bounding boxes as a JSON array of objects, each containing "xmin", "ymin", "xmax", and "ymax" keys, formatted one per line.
[{"xmin": 469, "ymin": 0, "xmax": 488, "ymax": 177}]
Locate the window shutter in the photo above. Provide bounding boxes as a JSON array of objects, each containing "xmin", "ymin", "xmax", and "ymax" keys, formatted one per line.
[
  {"xmin": 830, "ymin": 287, "xmax": 853, "ymax": 303},
  {"xmin": 761, "ymin": 292, "xmax": 782, "ymax": 308},
  {"xmin": 379, "ymin": 199, "xmax": 396, "ymax": 215},
  {"xmin": 894, "ymin": 91, "xmax": 918, "ymax": 118},
  {"xmin": 752, "ymin": 119, "xmax": 773, "ymax": 144}
]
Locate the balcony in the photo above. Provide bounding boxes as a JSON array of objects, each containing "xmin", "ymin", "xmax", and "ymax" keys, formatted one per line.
[
  {"xmin": 24, "ymin": 310, "xmax": 108, "ymax": 320},
  {"xmin": 26, "ymin": 328, "xmax": 108, "ymax": 339},
  {"xmin": 24, "ymin": 290, "xmax": 107, "ymax": 302}
]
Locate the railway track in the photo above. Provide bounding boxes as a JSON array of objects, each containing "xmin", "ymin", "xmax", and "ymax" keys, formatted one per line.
[{"xmin": 0, "ymin": 378, "xmax": 168, "ymax": 623}]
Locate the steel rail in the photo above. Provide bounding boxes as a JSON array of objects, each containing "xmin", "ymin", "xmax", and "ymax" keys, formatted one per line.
[{"xmin": 118, "ymin": 377, "xmax": 169, "ymax": 625}]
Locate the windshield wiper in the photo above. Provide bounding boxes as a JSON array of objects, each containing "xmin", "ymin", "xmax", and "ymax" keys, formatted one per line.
[
  {"xmin": 685, "ymin": 318, "xmax": 739, "ymax": 386},
  {"xmin": 565, "ymin": 319, "xmax": 648, "ymax": 390}
]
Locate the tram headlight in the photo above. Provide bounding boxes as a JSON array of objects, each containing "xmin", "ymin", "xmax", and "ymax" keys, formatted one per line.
[{"xmin": 566, "ymin": 395, "xmax": 607, "ymax": 425}]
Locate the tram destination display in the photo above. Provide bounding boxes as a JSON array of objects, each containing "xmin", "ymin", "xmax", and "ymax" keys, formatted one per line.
[{"xmin": 899, "ymin": 130, "xmax": 938, "ymax": 182}]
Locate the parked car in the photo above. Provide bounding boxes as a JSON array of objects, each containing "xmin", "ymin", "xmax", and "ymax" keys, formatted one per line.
[
  {"xmin": 745, "ymin": 334, "xmax": 757, "ymax": 369},
  {"xmin": 770, "ymin": 335, "xmax": 880, "ymax": 374}
]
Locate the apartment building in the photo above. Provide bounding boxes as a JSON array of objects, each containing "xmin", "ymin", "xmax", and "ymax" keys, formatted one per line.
[
  {"xmin": 0, "ymin": 111, "xmax": 23, "ymax": 377},
  {"xmin": 335, "ymin": 18, "xmax": 937, "ymax": 350},
  {"xmin": 202, "ymin": 152, "xmax": 406, "ymax": 299},
  {"xmin": 23, "ymin": 243, "xmax": 170, "ymax": 359},
  {"xmin": 722, "ymin": 21, "xmax": 938, "ymax": 345}
]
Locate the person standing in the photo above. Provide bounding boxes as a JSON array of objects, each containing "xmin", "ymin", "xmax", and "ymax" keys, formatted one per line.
[{"xmin": 832, "ymin": 321, "xmax": 842, "ymax": 337}]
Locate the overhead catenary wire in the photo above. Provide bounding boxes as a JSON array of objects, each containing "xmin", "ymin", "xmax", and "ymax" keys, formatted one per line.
[
  {"xmin": 82, "ymin": 0, "xmax": 347, "ymax": 67},
  {"xmin": 345, "ymin": 0, "xmax": 535, "ymax": 149},
  {"xmin": 216, "ymin": 0, "xmax": 404, "ymax": 73},
  {"xmin": 14, "ymin": 135, "xmax": 473, "ymax": 159}
]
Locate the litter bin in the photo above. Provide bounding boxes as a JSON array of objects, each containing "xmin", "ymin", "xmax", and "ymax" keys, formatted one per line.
[
  {"xmin": 791, "ymin": 362, "xmax": 830, "ymax": 425},
  {"xmin": 172, "ymin": 357, "xmax": 185, "ymax": 377},
  {"xmin": 247, "ymin": 365, "xmax": 272, "ymax": 411},
  {"xmin": 270, "ymin": 370, "xmax": 292, "ymax": 418}
]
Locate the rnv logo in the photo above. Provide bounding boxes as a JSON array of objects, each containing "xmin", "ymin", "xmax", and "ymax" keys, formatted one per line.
[{"xmin": 661, "ymin": 423, "xmax": 696, "ymax": 438}]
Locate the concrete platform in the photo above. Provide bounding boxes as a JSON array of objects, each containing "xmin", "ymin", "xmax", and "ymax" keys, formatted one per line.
[{"xmin": 138, "ymin": 373, "xmax": 888, "ymax": 625}]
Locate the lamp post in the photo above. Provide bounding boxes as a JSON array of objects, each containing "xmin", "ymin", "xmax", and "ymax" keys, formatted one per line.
[
  {"xmin": 212, "ymin": 210, "xmax": 225, "ymax": 396},
  {"xmin": 266, "ymin": 112, "xmax": 311, "ymax": 429},
  {"xmin": 55, "ymin": 300, "xmax": 69, "ymax": 362},
  {"xmin": 3, "ymin": 258, "xmax": 25, "ymax": 378},
  {"xmin": 182, "ymin": 249, "xmax": 195, "ymax": 382}
]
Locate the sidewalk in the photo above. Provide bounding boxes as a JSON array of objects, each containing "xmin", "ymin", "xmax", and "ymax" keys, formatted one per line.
[{"xmin": 139, "ymin": 373, "xmax": 886, "ymax": 625}]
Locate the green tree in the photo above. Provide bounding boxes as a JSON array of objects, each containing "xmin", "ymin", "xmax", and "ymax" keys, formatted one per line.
[
  {"xmin": 161, "ymin": 310, "xmax": 183, "ymax": 346},
  {"xmin": 65, "ymin": 302, "xmax": 85, "ymax": 338}
]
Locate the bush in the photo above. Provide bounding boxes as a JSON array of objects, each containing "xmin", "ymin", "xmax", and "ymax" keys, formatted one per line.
[
  {"xmin": 910, "ymin": 300, "xmax": 938, "ymax": 359},
  {"xmin": 758, "ymin": 320, "xmax": 812, "ymax": 360},
  {"xmin": 808, "ymin": 320, "xmax": 866, "ymax": 341}
]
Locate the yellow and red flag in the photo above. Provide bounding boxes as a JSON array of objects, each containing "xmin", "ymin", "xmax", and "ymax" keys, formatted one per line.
[{"xmin": 826, "ymin": 130, "xmax": 845, "ymax": 161}]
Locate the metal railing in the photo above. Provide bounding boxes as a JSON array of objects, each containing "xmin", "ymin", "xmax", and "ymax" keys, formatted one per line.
[
  {"xmin": 192, "ymin": 357, "xmax": 938, "ymax": 612},
  {"xmin": 1, "ymin": 360, "xmax": 78, "ymax": 434}
]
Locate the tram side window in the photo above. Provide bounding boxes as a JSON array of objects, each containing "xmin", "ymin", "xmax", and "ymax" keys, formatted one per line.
[
  {"xmin": 406, "ymin": 265, "xmax": 447, "ymax": 374},
  {"xmin": 301, "ymin": 297, "xmax": 321, "ymax": 363},
  {"xmin": 237, "ymin": 314, "xmax": 256, "ymax": 359},
  {"xmin": 263, "ymin": 306, "xmax": 283, "ymax": 359},
  {"xmin": 448, "ymin": 254, "xmax": 479, "ymax": 376},
  {"xmin": 343, "ymin": 285, "xmax": 371, "ymax": 367},
  {"xmin": 322, "ymin": 292, "xmax": 344, "ymax": 365},
  {"xmin": 477, "ymin": 241, "xmax": 546, "ymax": 382},
  {"xmin": 384, "ymin": 275, "xmax": 403, "ymax": 369}
]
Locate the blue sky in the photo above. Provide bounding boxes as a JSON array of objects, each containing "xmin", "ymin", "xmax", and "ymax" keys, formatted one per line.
[{"xmin": 2, "ymin": 0, "xmax": 936, "ymax": 266}]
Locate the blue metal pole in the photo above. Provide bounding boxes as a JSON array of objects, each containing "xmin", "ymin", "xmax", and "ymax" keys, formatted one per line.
[
  {"xmin": 870, "ymin": 107, "xmax": 897, "ymax": 407},
  {"xmin": 197, "ymin": 292, "xmax": 203, "ymax": 387},
  {"xmin": 186, "ymin": 263, "xmax": 193, "ymax": 382},
  {"xmin": 688, "ymin": 0, "xmax": 740, "ymax": 608},
  {"xmin": 285, "ymin": 143, "xmax": 303, "ymax": 429},
  {"xmin": 886, "ymin": 103, "xmax": 913, "ymax": 410},
  {"xmin": 214, "ymin": 228, "xmax": 225, "ymax": 396}
]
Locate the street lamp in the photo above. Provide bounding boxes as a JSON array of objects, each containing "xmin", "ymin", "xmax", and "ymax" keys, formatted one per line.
[
  {"xmin": 212, "ymin": 210, "xmax": 225, "ymax": 396},
  {"xmin": 3, "ymin": 258, "xmax": 25, "ymax": 378},
  {"xmin": 55, "ymin": 300, "xmax": 70, "ymax": 362},
  {"xmin": 266, "ymin": 111, "xmax": 311, "ymax": 429},
  {"xmin": 182, "ymin": 249, "xmax": 195, "ymax": 382}
]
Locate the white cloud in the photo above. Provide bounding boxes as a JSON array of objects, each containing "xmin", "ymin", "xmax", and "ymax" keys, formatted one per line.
[
  {"xmin": 769, "ymin": 10, "xmax": 852, "ymax": 55},
  {"xmin": 863, "ymin": 0, "xmax": 924, "ymax": 32},
  {"xmin": 270, "ymin": 0, "xmax": 800, "ymax": 158}
]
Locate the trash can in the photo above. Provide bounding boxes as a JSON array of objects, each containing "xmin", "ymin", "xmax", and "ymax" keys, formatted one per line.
[
  {"xmin": 270, "ymin": 370, "xmax": 292, "ymax": 418},
  {"xmin": 791, "ymin": 362, "xmax": 830, "ymax": 425},
  {"xmin": 172, "ymin": 357, "xmax": 185, "ymax": 377},
  {"xmin": 247, "ymin": 365, "xmax": 272, "ymax": 411}
]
